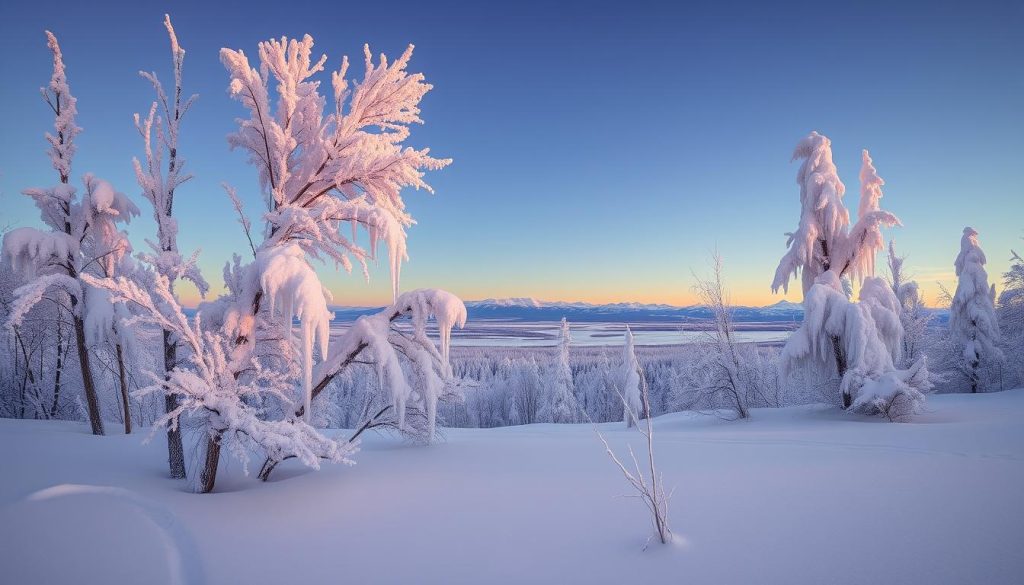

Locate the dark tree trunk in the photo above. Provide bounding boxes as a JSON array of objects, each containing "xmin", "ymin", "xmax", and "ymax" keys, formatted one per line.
[
  {"xmin": 969, "ymin": 359, "xmax": 979, "ymax": 394},
  {"xmin": 116, "ymin": 343, "xmax": 131, "ymax": 434},
  {"xmin": 163, "ymin": 329, "xmax": 186, "ymax": 478},
  {"xmin": 72, "ymin": 312, "xmax": 104, "ymax": 435},
  {"xmin": 50, "ymin": 320, "xmax": 66, "ymax": 418},
  {"xmin": 199, "ymin": 434, "xmax": 221, "ymax": 493},
  {"xmin": 830, "ymin": 334, "xmax": 851, "ymax": 409}
]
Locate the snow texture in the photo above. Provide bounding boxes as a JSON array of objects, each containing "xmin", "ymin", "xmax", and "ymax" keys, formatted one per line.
[{"xmin": 2, "ymin": 390, "xmax": 1022, "ymax": 584}]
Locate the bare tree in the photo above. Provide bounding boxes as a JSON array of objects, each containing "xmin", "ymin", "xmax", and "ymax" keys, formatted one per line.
[
  {"xmin": 683, "ymin": 253, "xmax": 751, "ymax": 419},
  {"xmin": 591, "ymin": 368, "xmax": 672, "ymax": 548}
]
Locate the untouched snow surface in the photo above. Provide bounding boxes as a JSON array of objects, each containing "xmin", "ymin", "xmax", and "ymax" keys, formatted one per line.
[{"xmin": 1, "ymin": 391, "xmax": 1023, "ymax": 584}]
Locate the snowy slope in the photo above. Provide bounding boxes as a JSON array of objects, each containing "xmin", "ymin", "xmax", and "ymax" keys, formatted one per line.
[{"xmin": 1, "ymin": 391, "xmax": 1022, "ymax": 584}]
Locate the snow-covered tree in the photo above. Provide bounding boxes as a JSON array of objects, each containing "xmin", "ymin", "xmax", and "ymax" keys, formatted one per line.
[
  {"xmin": 885, "ymin": 240, "xmax": 932, "ymax": 367},
  {"xmin": 2, "ymin": 33, "xmax": 139, "ymax": 435},
  {"xmin": 620, "ymin": 325, "xmax": 643, "ymax": 427},
  {"xmin": 997, "ymin": 245, "xmax": 1023, "ymax": 385},
  {"xmin": 773, "ymin": 133, "xmax": 931, "ymax": 418},
  {"xmin": 949, "ymin": 227, "xmax": 1003, "ymax": 393},
  {"xmin": 132, "ymin": 14, "xmax": 209, "ymax": 478},
  {"xmin": 541, "ymin": 317, "xmax": 577, "ymax": 423},
  {"xmin": 148, "ymin": 32, "xmax": 455, "ymax": 491},
  {"xmin": 781, "ymin": 272, "xmax": 932, "ymax": 420}
]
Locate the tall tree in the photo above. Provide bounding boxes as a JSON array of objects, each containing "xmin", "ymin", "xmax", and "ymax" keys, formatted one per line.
[
  {"xmin": 997, "ymin": 245, "xmax": 1023, "ymax": 385},
  {"xmin": 541, "ymin": 317, "xmax": 577, "ymax": 423},
  {"xmin": 133, "ymin": 14, "xmax": 208, "ymax": 478},
  {"xmin": 620, "ymin": 325, "xmax": 643, "ymax": 427},
  {"xmin": 181, "ymin": 34, "xmax": 454, "ymax": 491},
  {"xmin": 772, "ymin": 133, "xmax": 901, "ymax": 406},
  {"xmin": 950, "ymin": 227, "xmax": 1002, "ymax": 393},
  {"xmin": 2, "ymin": 33, "xmax": 138, "ymax": 435}
]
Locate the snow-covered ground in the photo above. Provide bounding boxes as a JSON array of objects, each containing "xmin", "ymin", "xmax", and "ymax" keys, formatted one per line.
[{"xmin": 2, "ymin": 391, "xmax": 1022, "ymax": 585}]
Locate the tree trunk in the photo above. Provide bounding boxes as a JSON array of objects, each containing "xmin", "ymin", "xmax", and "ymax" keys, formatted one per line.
[
  {"xmin": 199, "ymin": 434, "xmax": 221, "ymax": 493},
  {"xmin": 830, "ymin": 334, "xmax": 851, "ymax": 409},
  {"xmin": 50, "ymin": 321, "xmax": 65, "ymax": 418},
  {"xmin": 116, "ymin": 343, "xmax": 131, "ymax": 434},
  {"xmin": 969, "ymin": 359, "xmax": 979, "ymax": 394},
  {"xmin": 72, "ymin": 313, "xmax": 104, "ymax": 435},
  {"xmin": 163, "ymin": 329, "xmax": 186, "ymax": 478}
]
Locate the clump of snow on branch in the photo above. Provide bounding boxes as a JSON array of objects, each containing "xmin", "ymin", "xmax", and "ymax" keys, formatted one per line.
[
  {"xmin": 258, "ymin": 243, "xmax": 333, "ymax": 422},
  {"xmin": 314, "ymin": 288, "xmax": 466, "ymax": 440}
]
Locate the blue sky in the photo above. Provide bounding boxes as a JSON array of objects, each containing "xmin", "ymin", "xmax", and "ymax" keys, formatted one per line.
[{"xmin": 1, "ymin": 0, "xmax": 1022, "ymax": 307}]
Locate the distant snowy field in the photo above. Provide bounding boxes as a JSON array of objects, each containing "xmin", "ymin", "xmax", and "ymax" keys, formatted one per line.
[
  {"xmin": 332, "ymin": 319, "xmax": 793, "ymax": 347},
  {"xmin": 1, "ymin": 391, "xmax": 1022, "ymax": 585}
]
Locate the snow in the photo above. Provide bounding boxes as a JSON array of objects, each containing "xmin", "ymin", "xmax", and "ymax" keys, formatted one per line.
[
  {"xmin": 950, "ymin": 227, "xmax": 1002, "ymax": 366},
  {"xmin": 620, "ymin": 325, "xmax": 642, "ymax": 426},
  {"xmin": 1, "ymin": 390, "xmax": 1022, "ymax": 584}
]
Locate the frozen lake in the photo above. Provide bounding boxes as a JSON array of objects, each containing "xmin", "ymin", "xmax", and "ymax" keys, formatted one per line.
[{"xmin": 331, "ymin": 319, "xmax": 794, "ymax": 347}]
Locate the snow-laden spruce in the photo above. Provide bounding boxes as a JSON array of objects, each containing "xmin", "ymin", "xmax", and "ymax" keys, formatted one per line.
[
  {"xmin": 540, "ymin": 317, "xmax": 578, "ymax": 423},
  {"xmin": 949, "ymin": 227, "xmax": 1003, "ymax": 393},
  {"xmin": 773, "ymin": 132, "xmax": 931, "ymax": 420},
  {"xmin": 998, "ymin": 246, "xmax": 1023, "ymax": 385}
]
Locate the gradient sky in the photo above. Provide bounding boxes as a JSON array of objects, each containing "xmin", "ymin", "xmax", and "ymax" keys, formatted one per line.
[{"xmin": 1, "ymin": 0, "xmax": 1022, "ymax": 308}]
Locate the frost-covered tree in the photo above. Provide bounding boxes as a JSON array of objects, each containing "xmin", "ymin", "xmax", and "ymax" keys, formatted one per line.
[
  {"xmin": 997, "ymin": 245, "xmax": 1023, "ymax": 385},
  {"xmin": 949, "ymin": 227, "xmax": 1003, "ymax": 393},
  {"xmin": 541, "ymin": 317, "xmax": 577, "ymax": 423},
  {"xmin": 773, "ymin": 133, "xmax": 931, "ymax": 418},
  {"xmin": 885, "ymin": 241, "xmax": 932, "ymax": 367},
  {"xmin": 153, "ymin": 32, "xmax": 456, "ymax": 491},
  {"xmin": 133, "ymin": 14, "xmax": 209, "ymax": 478},
  {"xmin": 1, "ymin": 33, "xmax": 138, "ymax": 435},
  {"xmin": 772, "ymin": 137, "xmax": 902, "ymax": 390},
  {"xmin": 781, "ymin": 272, "xmax": 932, "ymax": 420},
  {"xmin": 681, "ymin": 254, "xmax": 753, "ymax": 419},
  {"xmin": 620, "ymin": 325, "xmax": 643, "ymax": 427}
]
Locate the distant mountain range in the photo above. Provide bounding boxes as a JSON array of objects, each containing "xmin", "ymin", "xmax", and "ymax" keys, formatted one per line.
[{"xmin": 331, "ymin": 297, "xmax": 813, "ymax": 323}]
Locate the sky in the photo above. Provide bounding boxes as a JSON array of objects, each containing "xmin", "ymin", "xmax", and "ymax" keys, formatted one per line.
[{"xmin": 1, "ymin": 0, "xmax": 1021, "ymax": 308}]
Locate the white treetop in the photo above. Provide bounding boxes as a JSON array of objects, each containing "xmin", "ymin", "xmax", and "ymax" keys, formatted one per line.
[
  {"xmin": 132, "ymin": 14, "xmax": 208, "ymax": 296},
  {"xmin": 772, "ymin": 133, "xmax": 900, "ymax": 295}
]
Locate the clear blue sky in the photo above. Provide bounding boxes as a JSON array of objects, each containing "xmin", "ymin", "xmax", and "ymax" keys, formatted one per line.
[{"xmin": 1, "ymin": 0, "xmax": 1021, "ymax": 307}]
